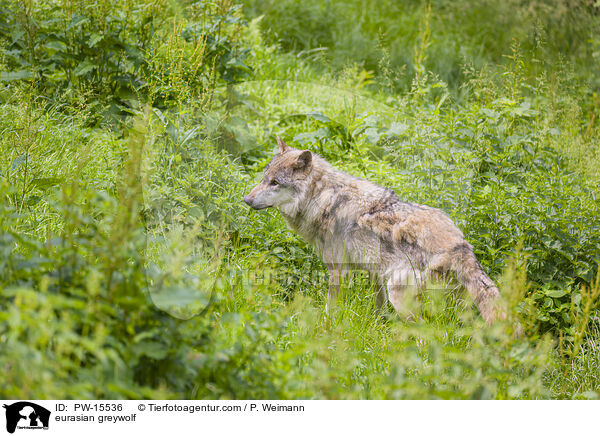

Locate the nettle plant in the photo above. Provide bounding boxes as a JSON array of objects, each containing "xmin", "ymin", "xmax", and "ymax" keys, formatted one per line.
[{"xmin": 0, "ymin": 0, "xmax": 251, "ymax": 121}]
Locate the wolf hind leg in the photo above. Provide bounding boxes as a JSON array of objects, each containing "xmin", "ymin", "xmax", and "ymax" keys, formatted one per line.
[
  {"xmin": 448, "ymin": 250, "xmax": 504, "ymax": 324},
  {"xmin": 385, "ymin": 268, "xmax": 425, "ymax": 320}
]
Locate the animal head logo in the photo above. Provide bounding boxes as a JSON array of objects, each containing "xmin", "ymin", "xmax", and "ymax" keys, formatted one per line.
[{"xmin": 2, "ymin": 402, "xmax": 50, "ymax": 434}]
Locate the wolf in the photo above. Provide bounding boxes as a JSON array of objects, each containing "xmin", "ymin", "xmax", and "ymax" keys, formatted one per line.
[{"xmin": 244, "ymin": 136, "xmax": 503, "ymax": 323}]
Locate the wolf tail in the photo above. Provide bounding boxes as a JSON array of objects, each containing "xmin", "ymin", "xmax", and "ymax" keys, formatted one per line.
[{"xmin": 451, "ymin": 247, "xmax": 503, "ymax": 324}]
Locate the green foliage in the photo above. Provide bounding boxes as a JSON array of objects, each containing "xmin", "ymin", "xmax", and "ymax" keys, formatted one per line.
[
  {"xmin": 241, "ymin": 0, "xmax": 600, "ymax": 94},
  {"xmin": 0, "ymin": 0, "xmax": 251, "ymax": 121}
]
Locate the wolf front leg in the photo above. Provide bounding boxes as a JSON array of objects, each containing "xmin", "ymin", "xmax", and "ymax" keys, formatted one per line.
[
  {"xmin": 326, "ymin": 267, "xmax": 341, "ymax": 313},
  {"xmin": 375, "ymin": 280, "xmax": 388, "ymax": 312},
  {"xmin": 369, "ymin": 271, "xmax": 389, "ymax": 313}
]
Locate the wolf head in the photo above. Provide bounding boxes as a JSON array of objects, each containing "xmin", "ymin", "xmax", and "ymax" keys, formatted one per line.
[{"xmin": 244, "ymin": 137, "xmax": 312, "ymax": 214}]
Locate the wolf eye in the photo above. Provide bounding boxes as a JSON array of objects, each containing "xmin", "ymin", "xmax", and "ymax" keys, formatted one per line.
[{"xmin": 270, "ymin": 180, "xmax": 279, "ymax": 186}]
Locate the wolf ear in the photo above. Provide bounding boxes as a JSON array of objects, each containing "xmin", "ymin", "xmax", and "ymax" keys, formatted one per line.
[
  {"xmin": 276, "ymin": 136, "xmax": 290, "ymax": 154},
  {"xmin": 293, "ymin": 150, "xmax": 312, "ymax": 170}
]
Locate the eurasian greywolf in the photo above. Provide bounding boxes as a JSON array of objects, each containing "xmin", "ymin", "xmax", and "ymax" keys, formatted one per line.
[{"xmin": 244, "ymin": 137, "xmax": 502, "ymax": 323}]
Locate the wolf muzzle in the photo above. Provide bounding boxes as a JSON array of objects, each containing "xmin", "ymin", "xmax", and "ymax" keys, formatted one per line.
[{"xmin": 244, "ymin": 195, "xmax": 268, "ymax": 210}]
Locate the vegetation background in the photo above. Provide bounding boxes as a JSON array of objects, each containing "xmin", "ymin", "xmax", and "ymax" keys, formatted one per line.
[{"xmin": 1, "ymin": 0, "xmax": 599, "ymax": 399}]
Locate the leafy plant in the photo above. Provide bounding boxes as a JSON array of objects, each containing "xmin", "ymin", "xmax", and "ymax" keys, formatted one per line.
[{"xmin": 0, "ymin": 0, "xmax": 252, "ymax": 122}]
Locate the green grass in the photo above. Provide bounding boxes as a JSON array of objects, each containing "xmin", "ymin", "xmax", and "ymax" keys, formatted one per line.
[{"xmin": 1, "ymin": 0, "xmax": 600, "ymax": 399}]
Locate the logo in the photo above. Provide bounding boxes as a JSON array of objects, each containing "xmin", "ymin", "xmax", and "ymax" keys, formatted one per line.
[{"xmin": 2, "ymin": 402, "xmax": 50, "ymax": 434}]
